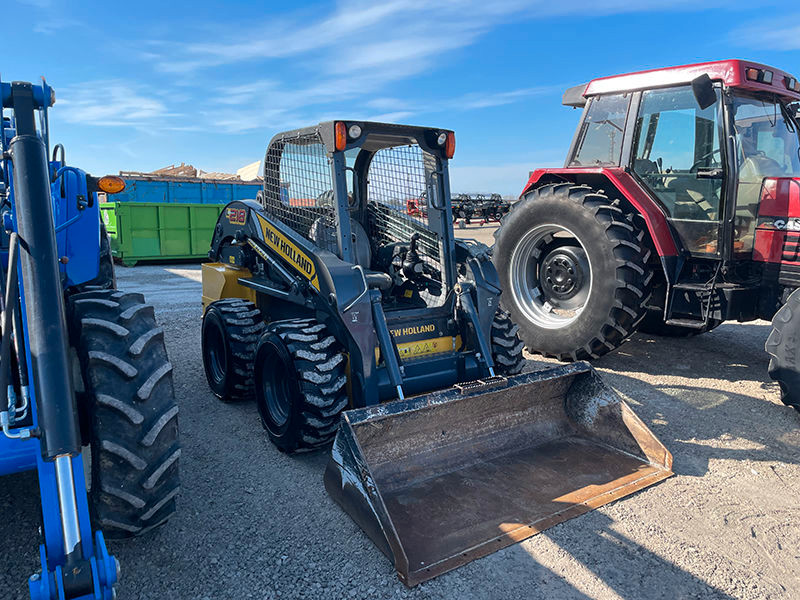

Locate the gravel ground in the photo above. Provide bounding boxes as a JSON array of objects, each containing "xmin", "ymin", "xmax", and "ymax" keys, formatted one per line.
[{"xmin": 1, "ymin": 222, "xmax": 799, "ymax": 599}]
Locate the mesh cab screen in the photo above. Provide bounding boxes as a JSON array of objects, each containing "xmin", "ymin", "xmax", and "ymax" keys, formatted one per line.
[
  {"xmin": 262, "ymin": 137, "xmax": 336, "ymax": 250},
  {"xmin": 367, "ymin": 144, "xmax": 441, "ymax": 265}
]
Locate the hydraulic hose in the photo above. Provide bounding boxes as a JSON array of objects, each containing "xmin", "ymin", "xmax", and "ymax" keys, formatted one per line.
[{"xmin": 0, "ymin": 233, "xmax": 20, "ymax": 412}]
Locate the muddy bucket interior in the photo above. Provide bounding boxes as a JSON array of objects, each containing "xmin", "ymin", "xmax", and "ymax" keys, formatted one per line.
[{"xmin": 324, "ymin": 363, "xmax": 673, "ymax": 586}]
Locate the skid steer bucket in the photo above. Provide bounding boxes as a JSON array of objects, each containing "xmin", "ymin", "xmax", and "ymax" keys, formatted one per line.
[{"xmin": 324, "ymin": 363, "xmax": 672, "ymax": 586}]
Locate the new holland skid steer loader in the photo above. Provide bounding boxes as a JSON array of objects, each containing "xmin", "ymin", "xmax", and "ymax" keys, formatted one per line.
[{"xmin": 200, "ymin": 121, "xmax": 672, "ymax": 585}]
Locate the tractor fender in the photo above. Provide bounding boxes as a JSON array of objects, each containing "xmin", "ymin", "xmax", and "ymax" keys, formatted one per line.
[
  {"xmin": 522, "ymin": 167, "xmax": 680, "ymax": 257},
  {"xmin": 521, "ymin": 167, "xmax": 682, "ymax": 283}
]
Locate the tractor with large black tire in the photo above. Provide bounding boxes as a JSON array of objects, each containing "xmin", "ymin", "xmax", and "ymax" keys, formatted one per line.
[
  {"xmin": 0, "ymin": 78, "xmax": 179, "ymax": 599},
  {"xmin": 494, "ymin": 60, "xmax": 800, "ymax": 412},
  {"xmin": 198, "ymin": 120, "xmax": 673, "ymax": 586}
]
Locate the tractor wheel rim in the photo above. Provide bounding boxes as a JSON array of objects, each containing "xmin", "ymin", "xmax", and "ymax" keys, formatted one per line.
[
  {"xmin": 206, "ymin": 324, "xmax": 227, "ymax": 383},
  {"xmin": 262, "ymin": 353, "xmax": 291, "ymax": 427},
  {"xmin": 509, "ymin": 224, "xmax": 592, "ymax": 329}
]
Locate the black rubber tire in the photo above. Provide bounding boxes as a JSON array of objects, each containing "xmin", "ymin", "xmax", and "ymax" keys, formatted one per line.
[
  {"xmin": 638, "ymin": 310, "xmax": 722, "ymax": 337},
  {"xmin": 493, "ymin": 183, "xmax": 651, "ymax": 361},
  {"xmin": 68, "ymin": 290, "xmax": 180, "ymax": 538},
  {"xmin": 254, "ymin": 319, "xmax": 348, "ymax": 454},
  {"xmin": 202, "ymin": 298, "xmax": 265, "ymax": 402},
  {"xmin": 766, "ymin": 288, "xmax": 800, "ymax": 411},
  {"xmin": 491, "ymin": 310, "xmax": 525, "ymax": 375}
]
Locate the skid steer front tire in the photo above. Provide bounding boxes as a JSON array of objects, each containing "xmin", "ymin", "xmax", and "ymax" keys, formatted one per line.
[
  {"xmin": 493, "ymin": 183, "xmax": 651, "ymax": 361},
  {"xmin": 69, "ymin": 290, "xmax": 180, "ymax": 538},
  {"xmin": 491, "ymin": 310, "xmax": 525, "ymax": 375},
  {"xmin": 766, "ymin": 288, "xmax": 800, "ymax": 411},
  {"xmin": 254, "ymin": 319, "xmax": 348, "ymax": 454},
  {"xmin": 202, "ymin": 298, "xmax": 265, "ymax": 401}
]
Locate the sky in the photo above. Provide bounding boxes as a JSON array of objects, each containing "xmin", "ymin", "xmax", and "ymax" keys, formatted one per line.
[{"xmin": 3, "ymin": 0, "xmax": 799, "ymax": 195}]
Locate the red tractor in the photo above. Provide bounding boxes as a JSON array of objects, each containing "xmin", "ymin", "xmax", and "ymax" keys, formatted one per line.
[{"xmin": 493, "ymin": 60, "xmax": 800, "ymax": 411}]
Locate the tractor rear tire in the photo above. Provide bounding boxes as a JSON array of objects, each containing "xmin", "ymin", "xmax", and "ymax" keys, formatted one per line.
[
  {"xmin": 493, "ymin": 183, "xmax": 651, "ymax": 361},
  {"xmin": 254, "ymin": 319, "xmax": 348, "ymax": 454},
  {"xmin": 766, "ymin": 288, "xmax": 800, "ymax": 411},
  {"xmin": 69, "ymin": 290, "xmax": 180, "ymax": 538},
  {"xmin": 202, "ymin": 298, "xmax": 265, "ymax": 402},
  {"xmin": 491, "ymin": 310, "xmax": 525, "ymax": 375},
  {"xmin": 638, "ymin": 310, "xmax": 722, "ymax": 337}
]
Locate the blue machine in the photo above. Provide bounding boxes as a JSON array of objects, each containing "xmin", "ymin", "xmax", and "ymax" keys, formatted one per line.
[{"xmin": 0, "ymin": 78, "xmax": 179, "ymax": 599}]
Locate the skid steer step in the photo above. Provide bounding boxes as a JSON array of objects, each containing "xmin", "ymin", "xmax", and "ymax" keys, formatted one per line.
[{"xmin": 324, "ymin": 362, "xmax": 672, "ymax": 586}]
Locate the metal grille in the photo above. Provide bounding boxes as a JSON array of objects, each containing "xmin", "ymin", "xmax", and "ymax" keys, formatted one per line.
[
  {"xmin": 367, "ymin": 144, "xmax": 440, "ymax": 261},
  {"xmin": 367, "ymin": 144, "xmax": 444, "ymax": 305},
  {"xmin": 262, "ymin": 136, "xmax": 337, "ymax": 252}
]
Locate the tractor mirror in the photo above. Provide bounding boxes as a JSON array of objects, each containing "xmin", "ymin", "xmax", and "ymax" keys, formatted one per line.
[{"xmin": 691, "ymin": 74, "xmax": 717, "ymax": 111}]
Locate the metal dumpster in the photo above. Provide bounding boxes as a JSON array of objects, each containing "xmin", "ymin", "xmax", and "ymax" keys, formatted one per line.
[
  {"xmin": 107, "ymin": 175, "xmax": 262, "ymax": 204},
  {"xmin": 101, "ymin": 201, "xmax": 225, "ymax": 265}
]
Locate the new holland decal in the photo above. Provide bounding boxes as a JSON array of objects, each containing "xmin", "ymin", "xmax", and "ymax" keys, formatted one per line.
[{"xmin": 256, "ymin": 215, "xmax": 320, "ymax": 290}]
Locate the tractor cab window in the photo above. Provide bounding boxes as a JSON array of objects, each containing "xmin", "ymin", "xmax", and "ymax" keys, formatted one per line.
[
  {"xmin": 632, "ymin": 85, "xmax": 723, "ymax": 255},
  {"xmin": 731, "ymin": 95, "xmax": 800, "ymax": 255},
  {"xmin": 570, "ymin": 94, "xmax": 629, "ymax": 167}
]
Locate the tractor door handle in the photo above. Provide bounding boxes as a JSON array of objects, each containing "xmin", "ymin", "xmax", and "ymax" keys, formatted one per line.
[{"xmin": 696, "ymin": 168, "xmax": 723, "ymax": 179}]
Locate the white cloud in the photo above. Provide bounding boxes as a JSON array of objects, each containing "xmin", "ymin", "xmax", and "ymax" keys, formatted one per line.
[
  {"xmin": 730, "ymin": 18, "xmax": 800, "ymax": 51},
  {"xmin": 57, "ymin": 80, "xmax": 174, "ymax": 127},
  {"xmin": 363, "ymin": 111, "xmax": 416, "ymax": 122},
  {"xmin": 33, "ymin": 17, "xmax": 81, "ymax": 34},
  {"xmin": 455, "ymin": 87, "xmax": 560, "ymax": 110}
]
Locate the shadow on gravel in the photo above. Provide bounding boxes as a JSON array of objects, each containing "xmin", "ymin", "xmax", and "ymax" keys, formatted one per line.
[
  {"xmin": 537, "ymin": 512, "xmax": 738, "ymax": 600},
  {"xmin": 606, "ymin": 323, "xmax": 775, "ymax": 384},
  {"xmin": 534, "ymin": 322, "xmax": 800, "ymax": 481},
  {"xmin": 609, "ymin": 375, "xmax": 799, "ymax": 477}
]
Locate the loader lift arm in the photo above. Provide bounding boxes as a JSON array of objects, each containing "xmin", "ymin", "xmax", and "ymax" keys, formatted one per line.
[{"xmin": 1, "ymin": 81, "xmax": 118, "ymax": 600}]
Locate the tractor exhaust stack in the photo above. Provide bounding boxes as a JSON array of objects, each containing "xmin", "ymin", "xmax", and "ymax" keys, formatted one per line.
[{"xmin": 324, "ymin": 363, "xmax": 672, "ymax": 586}]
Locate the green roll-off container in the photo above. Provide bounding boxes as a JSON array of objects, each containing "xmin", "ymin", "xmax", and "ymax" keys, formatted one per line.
[{"xmin": 101, "ymin": 202, "xmax": 225, "ymax": 266}]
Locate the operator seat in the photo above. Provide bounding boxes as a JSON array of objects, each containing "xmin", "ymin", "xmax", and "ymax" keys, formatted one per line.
[
  {"xmin": 309, "ymin": 217, "xmax": 392, "ymax": 290},
  {"xmin": 665, "ymin": 176, "xmax": 718, "ymax": 220}
]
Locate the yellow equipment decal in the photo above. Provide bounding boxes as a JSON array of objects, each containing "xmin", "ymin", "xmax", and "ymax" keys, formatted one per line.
[
  {"xmin": 256, "ymin": 214, "xmax": 320, "ymax": 290},
  {"xmin": 375, "ymin": 335, "xmax": 461, "ymax": 363}
]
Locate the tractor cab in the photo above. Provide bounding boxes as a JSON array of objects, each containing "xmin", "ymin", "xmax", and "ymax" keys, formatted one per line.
[{"xmin": 566, "ymin": 60, "xmax": 800, "ymax": 260}]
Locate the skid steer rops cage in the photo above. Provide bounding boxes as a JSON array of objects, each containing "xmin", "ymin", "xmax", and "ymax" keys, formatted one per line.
[
  {"xmin": 202, "ymin": 121, "xmax": 672, "ymax": 586},
  {"xmin": 260, "ymin": 124, "xmax": 446, "ymax": 307}
]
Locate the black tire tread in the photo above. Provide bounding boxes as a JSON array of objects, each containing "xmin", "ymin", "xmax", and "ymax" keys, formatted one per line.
[
  {"xmin": 69, "ymin": 289, "xmax": 179, "ymax": 538},
  {"xmin": 491, "ymin": 310, "xmax": 525, "ymax": 375},
  {"xmin": 205, "ymin": 298, "xmax": 265, "ymax": 401},
  {"xmin": 267, "ymin": 319, "xmax": 348, "ymax": 452},
  {"xmin": 766, "ymin": 288, "xmax": 800, "ymax": 411},
  {"xmin": 494, "ymin": 183, "xmax": 651, "ymax": 361}
]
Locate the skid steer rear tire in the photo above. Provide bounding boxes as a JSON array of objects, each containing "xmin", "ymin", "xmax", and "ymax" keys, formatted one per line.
[
  {"xmin": 202, "ymin": 298, "xmax": 265, "ymax": 402},
  {"xmin": 766, "ymin": 288, "xmax": 800, "ymax": 411},
  {"xmin": 69, "ymin": 290, "xmax": 180, "ymax": 538},
  {"xmin": 493, "ymin": 183, "xmax": 651, "ymax": 361},
  {"xmin": 254, "ymin": 319, "xmax": 348, "ymax": 454},
  {"xmin": 491, "ymin": 310, "xmax": 525, "ymax": 375}
]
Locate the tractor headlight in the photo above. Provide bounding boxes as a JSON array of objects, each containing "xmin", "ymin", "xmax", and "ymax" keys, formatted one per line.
[
  {"xmin": 348, "ymin": 124, "xmax": 362, "ymax": 139},
  {"xmin": 437, "ymin": 132, "xmax": 447, "ymax": 146}
]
